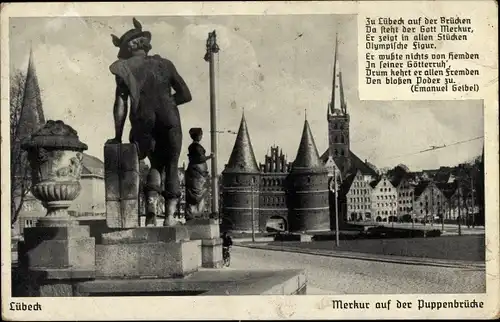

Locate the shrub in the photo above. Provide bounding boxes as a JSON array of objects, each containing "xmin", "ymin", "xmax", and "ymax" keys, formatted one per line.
[
  {"xmin": 312, "ymin": 232, "xmax": 361, "ymax": 241},
  {"xmin": 425, "ymin": 229, "xmax": 442, "ymax": 237},
  {"xmin": 274, "ymin": 233, "xmax": 301, "ymax": 242}
]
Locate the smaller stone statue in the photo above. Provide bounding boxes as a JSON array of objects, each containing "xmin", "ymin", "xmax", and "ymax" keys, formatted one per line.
[{"xmin": 185, "ymin": 128, "xmax": 213, "ymax": 221}]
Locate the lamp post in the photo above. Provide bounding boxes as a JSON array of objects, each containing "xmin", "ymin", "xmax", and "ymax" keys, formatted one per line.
[
  {"xmin": 204, "ymin": 30, "xmax": 220, "ymax": 219},
  {"xmin": 458, "ymin": 185, "xmax": 462, "ymax": 236},
  {"xmin": 251, "ymin": 183, "xmax": 255, "ymax": 243},
  {"xmin": 330, "ymin": 168, "xmax": 341, "ymax": 247}
]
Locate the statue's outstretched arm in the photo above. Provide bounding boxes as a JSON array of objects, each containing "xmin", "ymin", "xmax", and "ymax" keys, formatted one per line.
[
  {"xmin": 112, "ymin": 76, "xmax": 130, "ymax": 142},
  {"xmin": 168, "ymin": 60, "xmax": 192, "ymax": 106}
]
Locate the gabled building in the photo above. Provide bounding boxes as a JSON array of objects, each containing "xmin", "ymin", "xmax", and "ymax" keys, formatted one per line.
[
  {"xmin": 413, "ymin": 180, "xmax": 447, "ymax": 222},
  {"xmin": 259, "ymin": 145, "xmax": 290, "ymax": 231},
  {"xmin": 345, "ymin": 170, "xmax": 373, "ymax": 221},
  {"xmin": 388, "ymin": 166, "xmax": 415, "ymax": 218},
  {"xmin": 370, "ymin": 175, "xmax": 398, "ymax": 222}
]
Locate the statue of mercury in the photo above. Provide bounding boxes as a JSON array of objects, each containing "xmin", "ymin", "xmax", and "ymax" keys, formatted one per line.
[{"xmin": 107, "ymin": 18, "xmax": 192, "ymax": 226}]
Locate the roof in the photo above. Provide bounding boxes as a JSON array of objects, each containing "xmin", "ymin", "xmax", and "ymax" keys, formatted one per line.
[
  {"xmin": 339, "ymin": 172, "xmax": 356, "ymax": 195},
  {"xmin": 436, "ymin": 181, "xmax": 458, "ymax": 199},
  {"xmin": 350, "ymin": 151, "xmax": 378, "ymax": 177},
  {"xmin": 414, "ymin": 181, "xmax": 430, "ymax": 198},
  {"xmin": 81, "ymin": 153, "xmax": 104, "ymax": 177},
  {"xmin": 369, "ymin": 178, "xmax": 380, "ymax": 188},
  {"xmin": 291, "ymin": 119, "xmax": 325, "ymax": 172},
  {"xmin": 223, "ymin": 113, "xmax": 260, "ymax": 174},
  {"xmin": 320, "ymin": 149, "xmax": 378, "ymax": 178}
]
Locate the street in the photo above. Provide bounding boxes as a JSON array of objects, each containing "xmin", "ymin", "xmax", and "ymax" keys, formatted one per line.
[{"xmin": 230, "ymin": 246, "xmax": 485, "ymax": 295}]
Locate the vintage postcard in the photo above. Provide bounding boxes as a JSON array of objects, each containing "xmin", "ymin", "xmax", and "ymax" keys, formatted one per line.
[{"xmin": 1, "ymin": 1, "xmax": 498, "ymax": 320}]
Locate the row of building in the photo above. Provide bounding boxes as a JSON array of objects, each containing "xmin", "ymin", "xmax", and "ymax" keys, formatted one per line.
[{"xmin": 342, "ymin": 166, "xmax": 480, "ymax": 223}]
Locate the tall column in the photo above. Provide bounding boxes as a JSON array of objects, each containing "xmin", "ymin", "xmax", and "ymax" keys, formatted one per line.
[{"xmin": 204, "ymin": 31, "xmax": 220, "ymax": 216}]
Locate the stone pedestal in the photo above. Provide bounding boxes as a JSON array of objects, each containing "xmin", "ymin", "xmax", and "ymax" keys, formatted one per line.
[
  {"xmin": 21, "ymin": 225, "xmax": 95, "ymax": 270},
  {"xmin": 17, "ymin": 225, "xmax": 96, "ymax": 297},
  {"xmin": 100, "ymin": 226, "xmax": 190, "ymax": 244},
  {"xmin": 104, "ymin": 143, "xmax": 140, "ymax": 229},
  {"xmin": 185, "ymin": 219, "xmax": 223, "ymax": 268},
  {"xmin": 95, "ymin": 226, "xmax": 201, "ymax": 278},
  {"xmin": 200, "ymin": 238, "xmax": 223, "ymax": 268}
]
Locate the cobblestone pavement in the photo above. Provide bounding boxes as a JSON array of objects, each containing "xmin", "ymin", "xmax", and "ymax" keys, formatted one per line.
[{"xmin": 230, "ymin": 246, "xmax": 486, "ymax": 295}]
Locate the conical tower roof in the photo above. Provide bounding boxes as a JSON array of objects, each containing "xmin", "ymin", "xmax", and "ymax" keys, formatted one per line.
[
  {"xmin": 292, "ymin": 119, "xmax": 325, "ymax": 172},
  {"xmin": 224, "ymin": 112, "xmax": 259, "ymax": 174},
  {"xmin": 17, "ymin": 48, "xmax": 45, "ymax": 140},
  {"xmin": 328, "ymin": 33, "xmax": 347, "ymax": 116}
]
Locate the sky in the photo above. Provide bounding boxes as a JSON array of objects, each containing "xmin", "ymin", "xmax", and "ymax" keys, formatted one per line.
[{"xmin": 9, "ymin": 15, "xmax": 484, "ymax": 172}]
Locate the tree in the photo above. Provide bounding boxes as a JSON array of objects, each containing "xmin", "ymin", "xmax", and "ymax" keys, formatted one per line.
[
  {"xmin": 10, "ymin": 52, "xmax": 46, "ymax": 228},
  {"xmin": 10, "ymin": 71, "xmax": 33, "ymax": 227}
]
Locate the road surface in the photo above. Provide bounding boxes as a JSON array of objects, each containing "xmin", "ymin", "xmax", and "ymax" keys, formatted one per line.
[{"xmin": 230, "ymin": 246, "xmax": 485, "ymax": 295}]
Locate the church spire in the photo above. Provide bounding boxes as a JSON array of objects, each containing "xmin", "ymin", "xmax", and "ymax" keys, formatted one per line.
[
  {"xmin": 224, "ymin": 112, "xmax": 259, "ymax": 173},
  {"xmin": 18, "ymin": 47, "xmax": 45, "ymax": 141},
  {"xmin": 292, "ymin": 119, "xmax": 324, "ymax": 170},
  {"xmin": 329, "ymin": 33, "xmax": 347, "ymax": 115}
]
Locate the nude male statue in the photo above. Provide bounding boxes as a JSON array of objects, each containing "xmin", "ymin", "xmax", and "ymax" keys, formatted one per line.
[{"xmin": 107, "ymin": 18, "xmax": 192, "ymax": 226}]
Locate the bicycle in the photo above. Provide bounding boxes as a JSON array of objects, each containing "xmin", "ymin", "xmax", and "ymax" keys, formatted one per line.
[{"xmin": 222, "ymin": 246, "xmax": 231, "ymax": 267}]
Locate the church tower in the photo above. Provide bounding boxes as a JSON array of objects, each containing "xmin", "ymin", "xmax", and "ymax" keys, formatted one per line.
[
  {"xmin": 327, "ymin": 34, "xmax": 351, "ymax": 177},
  {"xmin": 288, "ymin": 117, "xmax": 330, "ymax": 232},
  {"xmin": 221, "ymin": 112, "xmax": 261, "ymax": 233},
  {"xmin": 17, "ymin": 48, "xmax": 46, "ymax": 142}
]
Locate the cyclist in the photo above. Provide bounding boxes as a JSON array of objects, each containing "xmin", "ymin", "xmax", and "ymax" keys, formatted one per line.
[{"xmin": 222, "ymin": 231, "xmax": 233, "ymax": 267}]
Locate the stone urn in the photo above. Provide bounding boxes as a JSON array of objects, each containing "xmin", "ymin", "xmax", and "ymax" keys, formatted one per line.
[{"xmin": 21, "ymin": 120, "xmax": 88, "ymax": 227}]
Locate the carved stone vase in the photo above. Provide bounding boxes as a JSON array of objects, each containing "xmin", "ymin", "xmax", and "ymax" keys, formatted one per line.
[{"xmin": 21, "ymin": 120, "xmax": 88, "ymax": 227}]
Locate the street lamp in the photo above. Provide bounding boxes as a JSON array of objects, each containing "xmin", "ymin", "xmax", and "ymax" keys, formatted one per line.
[
  {"xmin": 251, "ymin": 183, "xmax": 255, "ymax": 243},
  {"xmin": 329, "ymin": 168, "xmax": 341, "ymax": 247}
]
